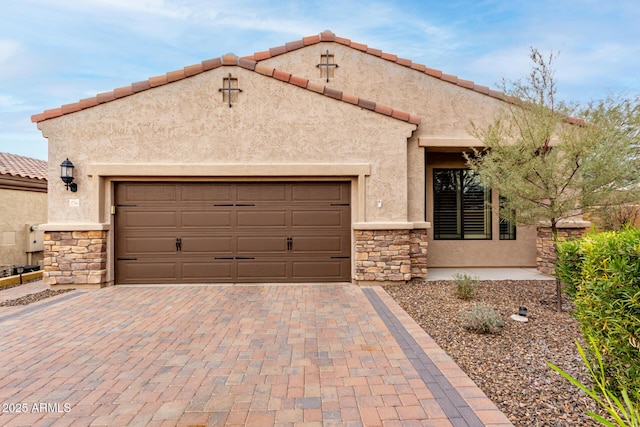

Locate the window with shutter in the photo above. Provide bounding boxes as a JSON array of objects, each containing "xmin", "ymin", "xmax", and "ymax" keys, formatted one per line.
[
  {"xmin": 499, "ymin": 195, "xmax": 517, "ymax": 240},
  {"xmin": 433, "ymin": 169, "xmax": 491, "ymax": 240}
]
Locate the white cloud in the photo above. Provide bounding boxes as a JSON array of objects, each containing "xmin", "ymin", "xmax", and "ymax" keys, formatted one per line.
[
  {"xmin": 0, "ymin": 39, "xmax": 21, "ymax": 64},
  {"xmin": 0, "ymin": 94, "xmax": 33, "ymax": 113}
]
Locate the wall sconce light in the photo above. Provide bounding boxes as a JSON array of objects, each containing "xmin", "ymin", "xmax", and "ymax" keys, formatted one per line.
[{"xmin": 60, "ymin": 158, "xmax": 77, "ymax": 192}]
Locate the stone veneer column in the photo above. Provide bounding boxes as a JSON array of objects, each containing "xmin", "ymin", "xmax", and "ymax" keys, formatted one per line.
[
  {"xmin": 409, "ymin": 229, "xmax": 429, "ymax": 279},
  {"xmin": 355, "ymin": 229, "xmax": 428, "ymax": 283},
  {"xmin": 536, "ymin": 224, "xmax": 589, "ymax": 275},
  {"xmin": 43, "ymin": 231, "xmax": 107, "ymax": 287}
]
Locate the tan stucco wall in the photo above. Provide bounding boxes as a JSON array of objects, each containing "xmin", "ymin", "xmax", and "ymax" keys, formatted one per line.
[
  {"xmin": 261, "ymin": 43, "xmax": 540, "ymax": 267},
  {"xmin": 38, "ymin": 66, "xmax": 416, "ymax": 229},
  {"xmin": 260, "ymin": 42, "xmax": 505, "ymax": 223},
  {"xmin": 0, "ymin": 188, "xmax": 46, "ymax": 270}
]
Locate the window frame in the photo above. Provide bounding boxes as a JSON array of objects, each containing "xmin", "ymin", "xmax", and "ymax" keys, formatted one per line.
[{"xmin": 433, "ymin": 168, "xmax": 492, "ymax": 240}]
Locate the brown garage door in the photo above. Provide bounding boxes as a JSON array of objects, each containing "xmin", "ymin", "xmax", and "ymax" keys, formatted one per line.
[{"xmin": 115, "ymin": 182, "xmax": 351, "ymax": 284}]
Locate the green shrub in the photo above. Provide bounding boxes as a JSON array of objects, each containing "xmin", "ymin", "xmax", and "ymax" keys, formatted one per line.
[
  {"xmin": 555, "ymin": 237, "xmax": 584, "ymax": 298},
  {"xmin": 461, "ymin": 302, "xmax": 504, "ymax": 334},
  {"xmin": 453, "ymin": 272, "xmax": 478, "ymax": 300},
  {"xmin": 556, "ymin": 227, "xmax": 640, "ymax": 395},
  {"xmin": 549, "ymin": 338, "xmax": 640, "ymax": 427}
]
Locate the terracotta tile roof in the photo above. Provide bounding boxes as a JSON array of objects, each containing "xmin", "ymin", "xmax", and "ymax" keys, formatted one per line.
[
  {"xmin": 244, "ymin": 30, "xmax": 506, "ymax": 101},
  {"xmin": 0, "ymin": 152, "xmax": 47, "ymax": 180},
  {"xmin": 31, "ymin": 54, "xmax": 419, "ymax": 126}
]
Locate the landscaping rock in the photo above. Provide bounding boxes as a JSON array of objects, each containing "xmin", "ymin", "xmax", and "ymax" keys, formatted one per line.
[{"xmin": 385, "ymin": 279, "xmax": 604, "ymax": 427}]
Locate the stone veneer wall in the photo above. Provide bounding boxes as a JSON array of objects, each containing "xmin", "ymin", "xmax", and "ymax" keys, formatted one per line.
[
  {"xmin": 536, "ymin": 226, "xmax": 588, "ymax": 275},
  {"xmin": 410, "ymin": 229, "xmax": 429, "ymax": 279},
  {"xmin": 355, "ymin": 229, "xmax": 428, "ymax": 283},
  {"xmin": 43, "ymin": 231, "xmax": 107, "ymax": 287}
]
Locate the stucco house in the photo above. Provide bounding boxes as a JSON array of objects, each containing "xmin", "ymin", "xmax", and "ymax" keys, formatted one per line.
[
  {"xmin": 0, "ymin": 152, "xmax": 47, "ymax": 275},
  {"xmin": 31, "ymin": 30, "xmax": 581, "ymax": 288}
]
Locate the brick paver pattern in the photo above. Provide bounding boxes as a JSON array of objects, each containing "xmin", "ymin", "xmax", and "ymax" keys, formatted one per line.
[{"xmin": 0, "ymin": 284, "xmax": 512, "ymax": 426}]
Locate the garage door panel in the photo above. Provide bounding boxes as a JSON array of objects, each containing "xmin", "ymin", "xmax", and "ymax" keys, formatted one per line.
[
  {"xmin": 236, "ymin": 184, "xmax": 287, "ymax": 202},
  {"xmin": 182, "ymin": 261, "xmax": 232, "ymax": 281},
  {"xmin": 182, "ymin": 236, "xmax": 233, "ymax": 253},
  {"xmin": 181, "ymin": 184, "xmax": 232, "ymax": 202},
  {"xmin": 119, "ymin": 210, "xmax": 178, "ymax": 228},
  {"xmin": 291, "ymin": 183, "xmax": 348, "ymax": 203},
  {"xmin": 292, "ymin": 260, "xmax": 349, "ymax": 280},
  {"xmin": 237, "ymin": 236, "xmax": 286, "ymax": 253},
  {"xmin": 182, "ymin": 211, "xmax": 232, "ymax": 228},
  {"xmin": 237, "ymin": 260, "xmax": 288, "ymax": 280},
  {"xmin": 236, "ymin": 210, "xmax": 287, "ymax": 227},
  {"xmin": 118, "ymin": 184, "xmax": 178, "ymax": 204},
  {"xmin": 117, "ymin": 260, "xmax": 179, "ymax": 282},
  {"xmin": 121, "ymin": 236, "xmax": 177, "ymax": 255},
  {"xmin": 291, "ymin": 236, "xmax": 348, "ymax": 253},
  {"xmin": 291, "ymin": 210, "xmax": 347, "ymax": 227}
]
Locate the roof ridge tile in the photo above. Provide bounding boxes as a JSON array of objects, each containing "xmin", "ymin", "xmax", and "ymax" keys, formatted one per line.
[
  {"xmin": 255, "ymin": 63, "xmax": 275, "ymax": 77},
  {"xmin": 184, "ymin": 64, "xmax": 203, "ymax": 77},
  {"xmin": 367, "ymin": 48, "xmax": 383, "ymax": 57},
  {"xmin": 238, "ymin": 58, "xmax": 256, "ymax": 71},
  {"xmin": 221, "ymin": 54, "xmax": 238, "ymax": 66},
  {"xmin": 323, "ymin": 87, "xmax": 342, "ymax": 100},
  {"xmin": 132, "ymin": 80, "xmax": 151, "ymax": 92},
  {"xmin": 286, "ymin": 40, "xmax": 305, "ymax": 51},
  {"xmin": 303, "ymin": 35, "xmax": 320, "ymax": 46},
  {"xmin": 272, "ymin": 69, "xmax": 291, "ymax": 82},
  {"xmin": 320, "ymin": 30, "xmax": 336, "ymax": 41},
  {"xmin": 269, "ymin": 45, "xmax": 287, "ymax": 57},
  {"xmin": 202, "ymin": 58, "xmax": 222, "ymax": 70}
]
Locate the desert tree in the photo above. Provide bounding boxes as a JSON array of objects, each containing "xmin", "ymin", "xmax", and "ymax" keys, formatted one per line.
[{"xmin": 466, "ymin": 48, "xmax": 640, "ymax": 310}]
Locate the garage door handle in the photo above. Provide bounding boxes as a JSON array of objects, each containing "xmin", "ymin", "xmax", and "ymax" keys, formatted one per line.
[
  {"xmin": 286, "ymin": 237, "xmax": 293, "ymax": 251},
  {"xmin": 176, "ymin": 238, "xmax": 182, "ymax": 251}
]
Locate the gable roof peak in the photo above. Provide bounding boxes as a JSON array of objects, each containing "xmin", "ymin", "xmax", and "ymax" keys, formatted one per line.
[
  {"xmin": 320, "ymin": 30, "xmax": 336, "ymax": 41},
  {"xmin": 31, "ymin": 53, "xmax": 419, "ymax": 127},
  {"xmin": 246, "ymin": 31, "xmax": 509, "ymax": 103}
]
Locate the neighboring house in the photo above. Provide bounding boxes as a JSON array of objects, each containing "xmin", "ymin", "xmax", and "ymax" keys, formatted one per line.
[
  {"xmin": 0, "ymin": 152, "xmax": 47, "ymax": 275},
  {"xmin": 31, "ymin": 30, "xmax": 583, "ymax": 288}
]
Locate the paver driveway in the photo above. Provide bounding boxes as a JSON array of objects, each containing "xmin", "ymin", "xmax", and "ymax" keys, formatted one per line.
[{"xmin": 0, "ymin": 284, "xmax": 512, "ymax": 426}]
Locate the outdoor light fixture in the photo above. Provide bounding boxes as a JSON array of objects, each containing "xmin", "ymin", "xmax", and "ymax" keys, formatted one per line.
[
  {"xmin": 16, "ymin": 265, "xmax": 24, "ymax": 284},
  {"xmin": 60, "ymin": 158, "xmax": 77, "ymax": 192},
  {"xmin": 511, "ymin": 306, "xmax": 529, "ymax": 322}
]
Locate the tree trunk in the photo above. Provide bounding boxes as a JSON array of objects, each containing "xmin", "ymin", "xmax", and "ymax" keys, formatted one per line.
[{"xmin": 551, "ymin": 221, "xmax": 562, "ymax": 313}]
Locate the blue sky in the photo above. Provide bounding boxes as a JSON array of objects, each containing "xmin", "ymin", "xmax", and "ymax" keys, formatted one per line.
[{"xmin": 1, "ymin": 0, "xmax": 638, "ymax": 161}]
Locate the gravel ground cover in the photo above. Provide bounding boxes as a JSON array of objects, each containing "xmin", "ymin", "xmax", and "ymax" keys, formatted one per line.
[
  {"xmin": 0, "ymin": 287, "xmax": 74, "ymax": 306},
  {"xmin": 384, "ymin": 279, "xmax": 603, "ymax": 427}
]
